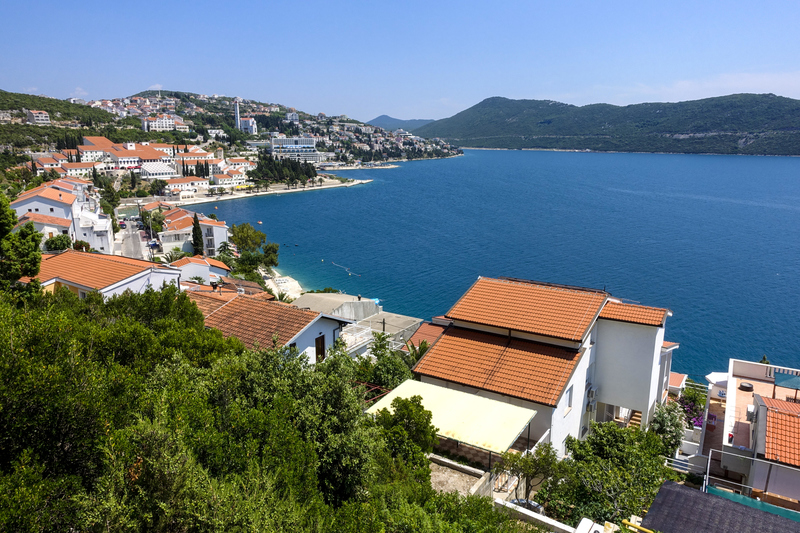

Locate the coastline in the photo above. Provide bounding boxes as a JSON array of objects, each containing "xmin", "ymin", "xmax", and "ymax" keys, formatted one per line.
[
  {"xmin": 459, "ymin": 147, "xmax": 800, "ymax": 157},
  {"xmin": 174, "ymin": 178, "xmax": 372, "ymax": 207},
  {"xmin": 262, "ymin": 268, "xmax": 304, "ymax": 300}
]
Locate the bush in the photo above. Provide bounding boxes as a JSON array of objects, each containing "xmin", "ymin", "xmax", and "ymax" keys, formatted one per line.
[
  {"xmin": 44, "ymin": 234, "xmax": 72, "ymax": 251},
  {"xmin": 648, "ymin": 401, "xmax": 685, "ymax": 455},
  {"xmin": 677, "ymin": 383, "xmax": 707, "ymax": 427}
]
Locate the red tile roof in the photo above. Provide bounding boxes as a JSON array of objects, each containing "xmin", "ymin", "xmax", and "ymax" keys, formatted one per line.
[
  {"xmin": 763, "ymin": 398, "xmax": 800, "ymax": 467},
  {"xmin": 169, "ymin": 255, "xmax": 231, "ymax": 271},
  {"xmin": 18, "ymin": 212, "xmax": 72, "ymax": 227},
  {"xmin": 187, "ymin": 293, "xmax": 320, "ymax": 349},
  {"xmin": 13, "ymin": 187, "xmax": 77, "ymax": 206},
  {"xmin": 23, "ymin": 250, "xmax": 170, "ymax": 290},
  {"xmin": 669, "ymin": 372, "xmax": 687, "ymax": 389},
  {"xmin": 662, "ymin": 341, "xmax": 680, "ymax": 350},
  {"xmin": 599, "ymin": 301, "xmax": 670, "ymax": 327},
  {"xmin": 414, "ymin": 327, "xmax": 580, "ymax": 407},
  {"xmin": 401, "ymin": 322, "xmax": 447, "ymax": 351},
  {"xmin": 446, "ymin": 277, "xmax": 608, "ymax": 342}
]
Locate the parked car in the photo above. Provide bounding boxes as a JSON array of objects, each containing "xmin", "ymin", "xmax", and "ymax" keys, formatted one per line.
[{"xmin": 119, "ymin": 221, "xmax": 127, "ymax": 229}]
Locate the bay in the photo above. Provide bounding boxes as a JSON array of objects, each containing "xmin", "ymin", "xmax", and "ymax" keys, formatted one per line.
[{"xmin": 195, "ymin": 149, "xmax": 800, "ymax": 380}]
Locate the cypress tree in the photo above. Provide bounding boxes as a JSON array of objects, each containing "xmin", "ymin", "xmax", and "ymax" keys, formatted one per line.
[{"xmin": 191, "ymin": 213, "xmax": 204, "ymax": 256}]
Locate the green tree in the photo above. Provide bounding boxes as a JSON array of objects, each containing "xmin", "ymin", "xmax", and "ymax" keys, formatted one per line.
[
  {"xmin": 191, "ymin": 213, "xmax": 203, "ymax": 256},
  {"xmin": 493, "ymin": 443, "xmax": 561, "ymax": 503},
  {"xmin": 536, "ymin": 422, "xmax": 675, "ymax": 526},
  {"xmin": 370, "ymin": 332, "xmax": 413, "ymax": 389},
  {"xmin": 72, "ymin": 240, "xmax": 90, "ymax": 252},
  {"xmin": 0, "ymin": 195, "xmax": 42, "ymax": 291},
  {"xmin": 149, "ymin": 179, "xmax": 167, "ymax": 197},
  {"xmin": 44, "ymin": 234, "xmax": 72, "ymax": 251},
  {"xmin": 647, "ymin": 401, "xmax": 685, "ymax": 456},
  {"xmin": 229, "ymin": 222, "xmax": 265, "ymax": 253},
  {"xmin": 375, "ymin": 395, "xmax": 438, "ymax": 469}
]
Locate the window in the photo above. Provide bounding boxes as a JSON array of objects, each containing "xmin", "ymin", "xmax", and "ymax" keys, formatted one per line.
[
  {"xmin": 564, "ymin": 385, "xmax": 573, "ymax": 416},
  {"xmin": 35, "ymin": 208, "xmax": 39, "ymax": 212},
  {"xmin": 50, "ymin": 208, "xmax": 54, "ymax": 212}
]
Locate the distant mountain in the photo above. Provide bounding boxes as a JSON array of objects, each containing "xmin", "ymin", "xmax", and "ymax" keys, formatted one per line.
[
  {"xmin": 414, "ymin": 94, "xmax": 800, "ymax": 155},
  {"xmin": 367, "ymin": 115, "xmax": 435, "ymax": 132}
]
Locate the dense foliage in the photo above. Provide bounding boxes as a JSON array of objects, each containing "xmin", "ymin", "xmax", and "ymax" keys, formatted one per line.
[
  {"xmin": 647, "ymin": 401, "xmax": 686, "ymax": 456},
  {"xmin": 0, "ymin": 285, "xmax": 541, "ymax": 532},
  {"xmin": 677, "ymin": 384, "xmax": 707, "ymax": 428},
  {"xmin": 0, "ymin": 90, "xmax": 116, "ymax": 125},
  {"xmin": 535, "ymin": 422, "xmax": 676, "ymax": 526},
  {"xmin": 415, "ymin": 94, "xmax": 800, "ymax": 155},
  {"xmin": 247, "ymin": 151, "xmax": 317, "ymax": 187}
]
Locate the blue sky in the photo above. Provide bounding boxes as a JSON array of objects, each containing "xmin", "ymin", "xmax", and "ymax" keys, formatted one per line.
[{"xmin": 2, "ymin": 0, "xmax": 799, "ymax": 121}]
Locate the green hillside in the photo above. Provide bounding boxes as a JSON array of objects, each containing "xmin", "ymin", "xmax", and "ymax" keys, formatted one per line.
[
  {"xmin": 414, "ymin": 94, "xmax": 800, "ymax": 155},
  {"xmin": 0, "ymin": 90, "xmax": 116, "ymax": 125},
  {"xmin": 367, "ymin": 115, "xmax": 435, "ymax": 131}
]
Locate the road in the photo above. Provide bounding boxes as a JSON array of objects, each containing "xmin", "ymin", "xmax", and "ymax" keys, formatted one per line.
[{"xmin": 120, "ymin": 225, "xmax": 146, "ymax": 260}]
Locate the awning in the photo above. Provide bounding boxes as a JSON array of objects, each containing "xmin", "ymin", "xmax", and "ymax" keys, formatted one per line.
[
  {"xmin": 774, "ymin": 370, "xmax": 800, "ymax": 391},
  {"xmin": 366, "ymin": 380, "xmax": 536, "ymax": 454}
]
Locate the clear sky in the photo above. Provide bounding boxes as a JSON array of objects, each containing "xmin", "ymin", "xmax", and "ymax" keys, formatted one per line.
[{"xmin": 2, "ymin": 0, "xmax": 799, "ymax": 122}]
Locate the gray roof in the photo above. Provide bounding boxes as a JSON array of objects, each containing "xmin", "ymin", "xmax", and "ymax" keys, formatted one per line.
[
  {"xmin": 291, "ymin": 293, "xmax": 362, "ymax": 315},
  {"xmin": 642, "ymin": 481, "xmax": 800, "ymax": 533},
  {"xmin": 358, "ymin": 311, "xmax": 422, "ymax": 338}
]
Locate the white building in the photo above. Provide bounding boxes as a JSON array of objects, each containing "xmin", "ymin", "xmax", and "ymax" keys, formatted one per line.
[
  {"xmin": 286, "ymin": 111, "xmax": 299, "ymax": 122},
  {"xmin": 169, "ymin": 255, "xmax": 231, "ymax": 283},
  {"xmin": 27, "ymin": 110, "xmax": 51, "ymax": 125},
  {"xmin": 269, "ymin": 137, "xmax": 328, "ymax": 163},
  {"xmin": 166, "ymin": 176, "xmax": 209, "ymax": 193},
  {"xmin": 22, "ymin": 249, "xmax": 181, "ymax": 298},
  {"xmin": 239, "ymin": 117, "xmax": 257, "ymax": 135},
  {"xmin": 413, "ymin": 277, "xmax": 675, "ymax": 457},
  {"xmin": 157, "ymin": 206, "xmax": 229, "ymax": 257},
  {"xmin": 211, "ymin": 173, "xmax": 247, "ymax": 189},
  {"xmin": 188, "ymin": 292, "xmax": 352, "ymax": 363}
]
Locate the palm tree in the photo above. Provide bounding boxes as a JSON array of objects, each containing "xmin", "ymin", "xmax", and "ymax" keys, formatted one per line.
[
  {"xmin": 217, "ymin": 241, "xmax": 233, "ymax": 256},
  {"xmin": 164, "ymin": 247, "xmax": 188, "ymax": 263}
]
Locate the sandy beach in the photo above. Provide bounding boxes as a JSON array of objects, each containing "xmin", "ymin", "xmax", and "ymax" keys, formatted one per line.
[
  {"xmin": 262, "ymin": 268, "xmax": 304, "ymax": 300},
  {"xmin": 171, "ymin": 178, "xmax": 372, "ymax": 207}
]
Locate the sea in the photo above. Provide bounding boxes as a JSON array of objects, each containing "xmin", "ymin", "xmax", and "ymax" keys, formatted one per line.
[{"xmin": 194, "ymin": 149, "xmax": 800, "ymax": 380}]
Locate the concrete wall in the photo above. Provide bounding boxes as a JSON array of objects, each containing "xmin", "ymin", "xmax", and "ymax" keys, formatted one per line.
[
  {"xmin": 550, "ymin": 338, "xmax": 595, "ymax": 456},
  {"xmin": 749, "ymin": 460, "xmax": 800, "ymax": 501},
  {"xmin": 594, "ymin": 319, "xmax": 662, "ymax": 423},
  {"xmin": 176, "ymin": 262, "xmax": 210, "ymax": 282},
  {"xmin": 102, "ymin": 269, "xmax": 181, "ymax": 297},
  {"xmin": 13, "ymin": 196, "xmax": 75, "ymax": 221},
  {"xmin": 334, "ymin": 300, "xmax": 381, "ymax": 322}
]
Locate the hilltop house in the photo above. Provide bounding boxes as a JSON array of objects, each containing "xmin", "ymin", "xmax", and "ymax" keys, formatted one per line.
[
  {"xmin": 154, "ymin": 207, "xmax": 229, "ymax": 257},
  {"xmin": 413, "ymin": 277, "xmax": 676, "ymax": 456},
  {"xmin": 20, "ymin": 249, "xmax": 181, "ymax": 297},
  {"xmin": 188, "ymin": 292, "xmax": 352, "ymax": 362}
]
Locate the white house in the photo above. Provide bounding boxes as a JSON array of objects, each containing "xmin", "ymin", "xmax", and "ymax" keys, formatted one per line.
[
  {"xmin": 712, "ymin": 358, "xmax": 800, "ymax": 503},
  {"xmin": 239, "ymin": 117, "xmax": 257, "ymax": 134},
  {"xmin": 211, "ymin": 173, "xmax": 247, "ymax": 189},
  {"xmin": 11, "ymin": 186, "xmax": 78, "ymax": 222},
  {"xmin": 169, "ymin": 255, "xmax": 231, "ymax": 283},
  {"xmin": 16, "ymin": 212, "xmax": 74, "ymax": 247},
  {"xmin": 166, "ymin": 176, "xmax": 209, "ymax": 193},
  {"xmin": 21, "ymin": 249, "xmax": 181, "ymax": 298},
  {"xmin": 157, "ymin": 207, "xmax": 229, "ymax": 257},
  {"xmin": 27, "ymin": 110, "xmax": 51, "ymax": 125},
  {"xmin": 413, "ymin": 277, "xmax": 675, "ymax": 457},
  {"xmin": 188, "ymin": 292, "xmax": 352, "ymax": 363}
]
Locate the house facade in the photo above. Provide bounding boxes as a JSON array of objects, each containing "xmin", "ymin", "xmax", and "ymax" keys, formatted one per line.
[{"xmin": 413, "ymin": 277, "xmax": 675, "ymax": 456}]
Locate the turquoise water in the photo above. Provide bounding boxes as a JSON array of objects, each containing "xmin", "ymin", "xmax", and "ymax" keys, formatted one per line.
[{"xmin": 195, "ymin": 149, "xmax": 800, "ymax": 379}]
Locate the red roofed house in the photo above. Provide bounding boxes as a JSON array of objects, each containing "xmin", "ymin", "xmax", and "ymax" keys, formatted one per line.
[
  {"xmin": 413, "ymin": 276, "xmax": 675, "ymax": 456},
  {"xmin": 158, "ymin": 207, "xmax": 229, "ymax": 257},
  {"xmin": 21, "ymin": 249, "xmax": 181, "ymax": 298},
  {"xmin": 187, "ymin": 292, "xmax": 352, "ymax": 363},
  {"xmin": 169, "ymin": 255, "xmax": 231, "ymax": 283}
]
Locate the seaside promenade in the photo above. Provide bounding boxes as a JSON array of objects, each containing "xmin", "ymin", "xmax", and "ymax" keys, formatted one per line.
[{"xmin": 172, "ymin": 177, "xmax": 372, "ymax": 208}]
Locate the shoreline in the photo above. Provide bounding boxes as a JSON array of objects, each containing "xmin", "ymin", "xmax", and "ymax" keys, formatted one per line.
[
  {"xmin": 262, "ymin": 268, "xmax": 304, "ymax": 300},
  {"xmin": 172, "ymin": 178, "xmax": 372, "ymax": 207},
  {"xmin": 459, "ymin": 147, "xmax": 800, "ymax": 158}
]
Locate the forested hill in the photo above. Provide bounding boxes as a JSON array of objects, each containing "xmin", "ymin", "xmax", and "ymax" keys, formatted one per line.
[
  {"xmin": 0, "ymin": 90, "xmax": 116, "ymax": 124},
  {"xmin": 367, "ymin": 115, "xmax": 435, "ymax": 131},
  {"xmin": 414, "ymin": 94, "xmax": 800, "ymax": 155}
]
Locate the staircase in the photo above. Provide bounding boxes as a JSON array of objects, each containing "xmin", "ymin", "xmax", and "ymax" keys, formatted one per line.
[{"xmin": 627, "ymin": 410, "xmax": 643, "ymax": 429}]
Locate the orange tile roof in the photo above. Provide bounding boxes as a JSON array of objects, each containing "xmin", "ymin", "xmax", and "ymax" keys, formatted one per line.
[
  {"xmin": 446, "ymin": 277, "xmax": 608, "ymax": 342},
  {"xmin": 167, "ymin": 176, "xmax": 208, "ymax": 184},
  {"xmin": 187, "ymin": 293, "xmax": 320, "ymax": 349},
  {"xmin": 669, "ymin": 372, "xmax": 687, "ymax": 388},
  {"xmin": 196, "ymin": 255, "xmax": 230, "ymax": 270},
  {"xmin": 402, "ymin": 322, "xmax": 447, "ymax": 351},
  {"xmin": 663, "ymin": 341, "xmax": 680, "ymax": 350},
  {"xmin": 23, "ymin": 250, "xmax": 170, "ymax": 290},
  {"xmin": 599, "ymin": 301, "xmax": 670, "ymax": 327},
  {"xmin": 18, "ymin": 212, "xmax": 72, "ymax": 227},
  {"xmin": 12, "ymin": 187, "xmax": 77, "ymax": 205},
  {"xmin": 414, "ymin": 327, "xmax": 580, "ymax": 406},
  {"xmin": 763, "ymin": 398, "xmax": 800, "ymax": 467},
  {"xmin": 141, "ymin": 201, "xmax": 174, "ymax": 212},
  {"xmin": 82, "ymin": 136, "xmax": 114, "ymax": 147}
]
